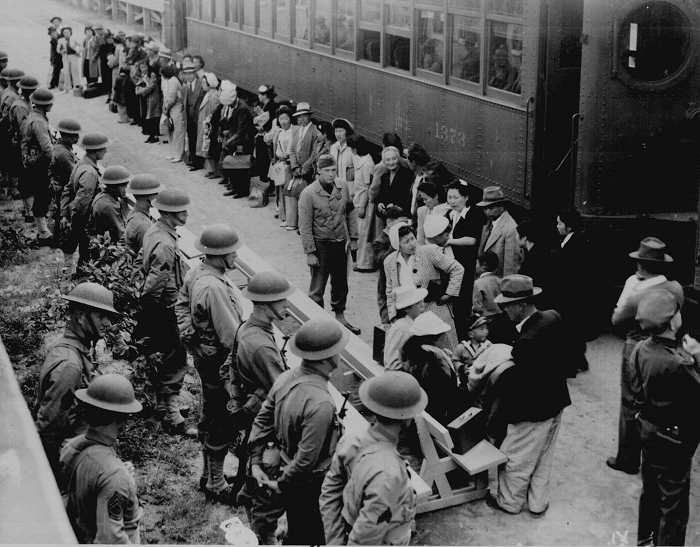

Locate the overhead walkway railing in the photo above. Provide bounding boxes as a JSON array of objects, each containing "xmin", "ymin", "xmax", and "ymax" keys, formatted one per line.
[{"xmin": 60, "ymin": 0, "xmax": 164, "ymax": 32}]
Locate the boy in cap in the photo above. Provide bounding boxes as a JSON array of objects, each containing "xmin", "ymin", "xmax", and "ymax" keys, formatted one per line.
[
  {"xmin": 49, "ymin": 119, "xmax": 81, "ymax": 247},
  {"xmin": 453, "ymin": 314, "xmax": 492, "ymax": 384},
  {"xmin": 320, "ymin": 371, "xmax": 428, "ymax": 545}
]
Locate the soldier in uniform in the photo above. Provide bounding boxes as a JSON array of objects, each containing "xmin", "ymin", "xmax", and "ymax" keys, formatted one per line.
[
  {"xmin": 136, "ymin": 188, "xmax": 196, "ymax": 436},
  {"xmin": 125, "ymin": 174, "xmax": 163, "ymax": 253},
  {"xmin": 0, "ymin": 69, "xmax": 24, "ymax": 205},
  {"xmin": 320, "ymin": 371, "xmax": 428, "ymax": 545},
  {"xmin": 49, "ymin": 119, "xmax": 81, "ymax": 248},
  {"xmin": 175, "ymin": 224, "xmax": 244, "ymax": 503},
  {"xmin": 9, "ymin": 75, "xmax": 38, "ymax": 221},
  {"xmin": 91, "ymin": 165, "xmax": 132, "ymax": 244},
  {"xmin": 60, "ymin": 374, "xmax": 143, "ymax": 544},
  {"xmin": 0, "ymin": 51, "xmax": 8, "ymax": 76},
  {"xmin": 20, "ymin": 88, "xmax": 55, "ymax": 244},
  {"xmin": 61, "ymin": 132, "xmax": 111, "ymax": 272},
  {"xmin": 232, "ymin": 271, "xmax": 295, "ymax": 544},
  {"xmin": 35, "ymin": 282, "xmax": 117, "ymax": 478},
  {"xmin": 248, "ymin": 317, "xmax": 349, "ymax": 545},
  {"xmin": 632, "ymin": 290, "xmax": 700, "ymax": 546},
  {"xmin": 607, "ymin": 238, "xmax": 684, "ymax": 475}
]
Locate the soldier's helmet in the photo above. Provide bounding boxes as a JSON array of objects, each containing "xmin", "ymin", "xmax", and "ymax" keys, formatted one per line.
[
  {"xmin": 127, "ymin": 173, "xmax": 163, "ymax": 195},
  {"xmin": 6, "ymin": 68, "xmax": 25, "ymax": 81},
  {"xmin": 62, "ymin": 282, "xmax": 118, "ymax": 315},
  {"xmin": 18, "ymin": 75, "xmax": 39, "ymax": 91},
  {"xmin": 359, "ymin": 371, "xmax": 428, "ymax": 420},
  {"xmin": 101, "ymin": 165, "xmax": 132, "ymax": 185},
  {"xmin": 0, "ymin": 68, "xmax": 10, "ymax": 80},
  {"xmin": 75, "ymin": 374, "xmax": 142, "ymax": 414},
  {"xmin": 29, "ymin": 88, "xmax": 54, "ymax": 105},
  {"xmin": 290, "ymin": 317, "xmax": 349, "ymax": 360},
  {"xmin": 0, "ymin": 51, "xmax": 8, "ymax": 62},
  {"xmin": 56, "ymin": 119, "xmax": 81, "ymax": 134},
  {"xmin": 80, "ymin": 132, "xmax": 112, "ymax": 150},
  {"xmin": 242, "ymin": 271, "xmax": 294, "ymax": 302},
  {"xmin": 195, "ymin": 224, "xmax": 241, "ymax": 255},
  {"xmin": 152, "ymin": 188, "xmax": 190, "ymax": 212}
]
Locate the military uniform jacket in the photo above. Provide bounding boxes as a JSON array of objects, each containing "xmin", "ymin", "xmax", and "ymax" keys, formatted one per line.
[
  {"xmin": 35, "ymin": 330, "xmax": 94, "ymax": 444},
  {"xmin": 249, "ymin": 363, "xmax": 338, "ymax": 489},
  {"xmin": 175, "ymin": 261, "xmax": 242, "ymax": 354},
  {"xmin": 60, "ymin": 428, "xmax": 142, "ymax": 544},
  {"xmin": 20, "ymin": 110, "xmax": 54, "ymax": 170},
  {"xmin": 61, "ymin": 155, "xmax": 101, "ymax": 223},
  {"xmin": 92, "ymin": 191, "xmax": 129, "ymax": 244},
  {"xmin": 140, "ymin": 219, "xmax": 189, "ymax": 309},
  {"xmin": 320, "ymin": 422, "xmax": 417, "ymax": 545},
  {"xmin": 124, "ymin": 202, "xmax": 153, "ymax": 253},
  {"xmin": 9, "ymin": 96, "xmax": 31, "ymax": 147},
  {"xmin": 49, "ymin": 141, "xmax": 77, "ymax": 193},
  {"xmin": 0, "ymin": 86, "xmax": 18, "ymax": 124}
]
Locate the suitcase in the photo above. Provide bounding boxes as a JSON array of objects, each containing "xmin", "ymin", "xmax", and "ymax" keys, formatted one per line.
[{"xmin": 372, "ymin": 324, "xmax": 390, "ymax": 364}]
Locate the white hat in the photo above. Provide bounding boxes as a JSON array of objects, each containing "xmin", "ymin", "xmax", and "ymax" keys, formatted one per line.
[
  {"xmin": 409, "ymin": 311, "xmax": 451, "ymax": 337},
  {"xmin": 395, "ymin": 285, "xmax": 428, "ymax": 310},
  {"xmin": 293, "ymin": 102, "xmax": 313, "ymax": 116},
  {"xmin": 424, "ymin": 215, "xmax": 450, "ymax": 239},
  {"xmin": 204, "ymin": 72, "xmax": 219, "ymax": 88}
]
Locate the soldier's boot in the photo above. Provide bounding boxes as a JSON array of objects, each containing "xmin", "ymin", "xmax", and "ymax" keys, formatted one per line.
[
  {"xmin": 162, "ymin": 395, "xmax": 197, "ymax": 437},
  {"xmin": 35, "ymin": 216, "xmax": 52, "ymax": 245},
  {"xmin": 198, "ymin": 450, "xmax": 210, "ymax": 491},
  {"xmin": 204, "ymin": 453, "xmax": 238, "ymax": 505}
]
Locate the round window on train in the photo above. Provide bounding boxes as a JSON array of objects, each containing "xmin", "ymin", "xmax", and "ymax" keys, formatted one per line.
[{"xmin": 617, "ymin": 1, "xmax": 694, "ymax": 91}]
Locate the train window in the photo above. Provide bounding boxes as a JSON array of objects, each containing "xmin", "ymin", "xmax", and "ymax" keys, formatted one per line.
[
  {"xmin": 242, "ymin": 0, "xmax": 255, "ymax": 27},
  {"xmin": 386, "ymin": 4, "xmax": 411, "ymax": 70},
  {"xmin": 617, "ymin": 1, "xmax": 693, "ymax": 90},
  {"xmin": 486, "ymin": 21, "xmax": 521, "ymax": 94},
  {"xmin": 314, "ymin": 0, "xmax": 332, "ymax": 46},
  {"xmin": 360, "ymin": 29, "xmax": 381, "ymax": 61},
  {"xmin": 450, "ymin": 15, "xmax": 480, "ymax": 83},
  {"xmin": 361, "ymin": 0, "xmax": 381, "ymax": 23},
  {"xmin": 487, "ymin": 0, "xmax": 522, "ymax": 17},
  {"xmin": 202, "ymin": 0, "xmax": 213, "ymax": 22},
  {"xmin": 276, "ymin": 0, "xmax": 291, "ymax": 37},
  {"xmin": 417, "ymin": 11, "xmax": 444, "ymax": 74},
  {"xmin": 295, "ymin": 0, "xmax": 309, "ymax": 40},
  {"xmin": 335, "ymin": 0, "xmax": 355, "ymax": 52},
  {"xmin": 260, "ymin": 0, "xmax": 273, "ymax": 33},
  {"xmin": 228, "ymin": 0, "xmax": 240, "ymax": 25}
]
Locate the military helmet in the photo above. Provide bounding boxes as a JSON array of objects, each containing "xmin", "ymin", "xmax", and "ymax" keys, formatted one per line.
[
  {"xmin": 152, "ymin": 188, "xmax": 190, "ymax": 212},
  {"xmin": 29, "ymin": 88, "xmax": 54, "ymax": 105},
  {"xmin": 56, "ymin": 118, "xmax": 81, "ymax": 135},
  {"xmin": 127, "ymin": 174, "xmax": 163, "ymax": 195},
  {"xmin": 75, "ymin": 374, "xmax": 143, "ymax": 414},
  {"xmin": 101, "ymin": 165, "xmax": 132, "ymax": 185},
  {"xmin": 18, "ymin": 75, "xmax": 39, "ymax": 90},
  {"xmin": 0, "ymin": 51, "xmax": 8, "ymax": 62},
  {"xmin": 290, "ymin": 317, "xmax": 349, "ymax": 360},
  {"xmin": 242, "ymin": 271, "xmax": 294, "ymax": 302},
  {"xmin": 359, "ymin": 371, "xmax": 428, "ymax": 420},
  {"xmin": 195, "ymin": 224, "xmax": 241, "ymax": 255},
  {"xmin": 6, "ymin": 68, "xmax": 25, "ymax": 81},
  {"xmin": 0, "ymin": 68, "xmax": 10, "ymax": 79},
  {"xmin": 80, "ymin": 132, "xmax": 112, "ymax": 150},
  {"xmin": 62, "ymin": 282, "xmax": 118, "ymax": 314}
]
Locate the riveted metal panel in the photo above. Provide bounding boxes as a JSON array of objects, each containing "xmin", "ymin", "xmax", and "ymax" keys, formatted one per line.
[{"xmin": 354, "ymin": 68, "xmax": 386, "ymax": 143}]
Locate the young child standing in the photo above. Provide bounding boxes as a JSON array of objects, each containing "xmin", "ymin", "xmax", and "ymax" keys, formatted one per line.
[
  {"xmin": 472, "ymin": 251, "xmax": 502, "ymax": 316},
  {"xmin": 453, "ymin": 314, "xmax": 492, "ymax": 386}
]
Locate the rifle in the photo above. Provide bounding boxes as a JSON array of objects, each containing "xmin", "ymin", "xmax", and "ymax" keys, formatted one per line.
[{"xmin": 279, "ymin": 335, "xmax": 290, "ymax": 370}]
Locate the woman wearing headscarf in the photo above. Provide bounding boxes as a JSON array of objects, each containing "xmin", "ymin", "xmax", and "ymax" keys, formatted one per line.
[
  {"xmin": 134, "ymin": 60, "xmax": 162, "ymax": 143},
  {"xmin": 82, "ymin": 26, "xmax": 99, "ymax": 86},
  {"xmin": 384, "ymin": 222, "xmax": 463, "ymax": 350},
  {"xmin": 56, "ymin": 27, "xmax": 82, "ymax": 93},
  {"xmin": 161, "ymin": 64, "xmax": 185, "ymax": 162},
  {"xmin": 198, "ymin": 73, "xmax": 221, "ymax": 179}
]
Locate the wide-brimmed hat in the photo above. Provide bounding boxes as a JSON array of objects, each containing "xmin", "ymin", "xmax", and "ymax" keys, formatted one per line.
[
  {"xmin": 636, "ymin": 289, "xmax": 681, "ymax": 330},
  {"xmin": 290, "ymin": 317, "xmax": 349, "ymax": 360},
  {"xmin": 332, "ymin": 118, "xmax": 355, "ymax": 133},
  {"xmin": 101, "ymin": 165, "xmax": 132, "ymax": 185},
  {"xmin": 293, "ymin": 102, "xmax": 313, "ymax": 116},
  {"xmin": 29, "ymin": 88, "xmax": 54, "ymax": 105},
  {"xmin": 81, "ymin": 132, "xmax": 112, "ymax": 150},
  {"xmin": 57, "ymin": 119, "xmax": 82, "ymax": 134},
  {"xmin": 494, "ymin": 275, "xmax": 542, "ymax": 304},
  {"xmin": 395, "ymin": 285, "xmax": 428, "ymax": 310},
  {"xmin": 127, "ymin": 173, "xmax": 163, "ymax": 195},
  {"xmin": 628, "ymin": 237, "xmax": 673, "ymax": 263},
  {"xmin": 76, "ymin": 374, "xmax": 142, "ymax": 414},
  {"xmin": 477, "ymin": 186, "xmax": 508, "ymax": 207},
  {"xmin": 409, "ymin": 311, "xmax": 451, "ymax": 337},
  {"xmin": 423, "ymin": 215, "xmax": 450, "ymax": 239},
  {"xmin": 359, "ymin": 371, "xmax": 428, "ymax": 420}
]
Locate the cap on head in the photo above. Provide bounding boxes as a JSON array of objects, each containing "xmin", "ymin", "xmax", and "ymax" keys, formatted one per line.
[
  {"xmin": 290, "ymin": 317, "xmax": 349, "ymax": 360},
  {"xmin": 57, "ymin": 118, "xmax": 82, "ymax": 134},
  {"xmin": 127, "ymin": 173, "xmax": 163, "ymax": 195},
  {"xmin": 75, "ymin": 374, "xmax": 142, "ymax": 414},
  {"xmin": 0, "ymin": 68, "xmax": 11, "ymax": 79},
  {"xmin": 195, "ymin": 224, "xmax": 241, "ymax": 255},
  {"xmin": 394, "ymin": 285, "xmax": 428, "ymax": 310},
  {"xmin": 242, "ymin": 271, "xmax": 294, "ymax": 302},
  {"xmin": 101, "ymin": 165, "xmax": 132, "ymax": 185},
  {"xmin": 467, "ymin": 314, "xmax": 488, "ymax": 331},
  {"xmin": 636, "ymin": 289, "xmax": 680, "ymax": 331},
  {"xmin": 359, "ymin": 371, "xmax": 428, "ymax": 420},
  {"xmin": 6, "ymin": 68, "xmax": 25, "ymax": 81},
  {"xmin": 0, "ymin": 51, "xmax": 9, "ymax": 62},
  {"xmin": 493, "ymin": 274, "xmax": 542, "ymax": 305},
  {"xmin": 317, "ymin": 154, "xmax": 336, "ymax": 170},
  {"xmin": 409, "ymin": 311, "xmax": 451, "ymax": 337},
  {"xmin": 81, "ymin": 132, "xmax": 112, "ymax": 150},
  {"xmin": 62, "ymin": 282, "xmax": 118, "ymax": 315},
  {"xmin": 29, "ymin": 88, "xmax": 54, "ymax": 105},
  {"xmin": 152, "ymin": 187, "xmax": 190, "ymax": 212},
  {"xmin": 18, "ymin": 76, "xmax": 39, "ymax": 91},
  {"xmin": 423, "ymin": 215, "xmax": 450, "ymax": 239}
]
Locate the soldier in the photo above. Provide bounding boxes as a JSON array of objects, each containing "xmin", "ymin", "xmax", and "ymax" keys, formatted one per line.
[
  {"xmin": 0, "ymin": 51, "xmax": 8, "ymax": 75},
  {"xmin": 10, "ymin": 75, "xmax": 38, "ymax": 221},
  {"xmin": 320, "ymin": 371, "xmax": 428, "ymax": 545},
  {"xmin": 61, "ymin": 132, "xmax": 111, "ymax": 272},
  {"xmin": 136, "ymin": 188, "xmax": 196, "ymax": 436},
  {"xmin": 49, "ymin": 119, "xmax": 81, "ymax": 247},
  {"xmin": 632, "ymin": 290, "xmax": 700, "ymax": 546},
  {"xmin": 175, "ymin": 224, "xmax": 244, "ymax": 503},
  {"xmin": 35, "ymin": 282, "xmax": 117, "ymax": 478},
  {"xmin": 232, "ymin": 271, "xmax": 295, "ymax": 544},
  {"xmin": 248, "ymin": 317, "xmax": 349, "ymax": 545},
  {"xmin": 0, "ymin": 67, "xmax": 23, "ymax": 118},
  {"xmin": 91, "ymin": 165, "xmax": 132, "ymax": 244},
  {"xmin": 60, "ymin": 374, "xmax": 143, "ymax": 544},
  {"xmin": 125, "ymin": 174, "xmax": 163, "ymax": 253},
  {"xmin": 0, "ymin": 68, "xmax": 24, "ymax": 201}
]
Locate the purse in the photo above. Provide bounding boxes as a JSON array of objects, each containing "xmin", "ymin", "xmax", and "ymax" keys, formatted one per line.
[
  {"xmin": 271, "ymin": 161, "xmax": 291, "ymax": 187},
  {"xmin": 425, "ymin": 275, "xmax": 450, "ymax": 303}
]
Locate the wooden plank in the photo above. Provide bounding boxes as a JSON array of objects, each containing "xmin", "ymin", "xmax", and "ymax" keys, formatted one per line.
[
  {"xmin": 451, "ymin": 440, "xmax": 508, "ymax": 476},
  {"xmin": 422, "ymin": 412, "xmax": 454, "ymax": 451},
  {"xmin": 416, "ymin": 487, "xmax": 488, "ymax": 514}
]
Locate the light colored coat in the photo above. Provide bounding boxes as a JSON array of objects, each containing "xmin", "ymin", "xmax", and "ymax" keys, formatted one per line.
[
  {"xmin": 477, "ymin": 210, "xmax": 522, "ymax": 277},
  {"xmin": 196, "ymin": 89, "xmax": 220, "ymax": 157}
]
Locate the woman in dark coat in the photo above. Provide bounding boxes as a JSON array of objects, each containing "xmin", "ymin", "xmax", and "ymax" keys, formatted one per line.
[
  {"xmin": 373, "ymin": 146, "xmax": 414, "ymax": 218},
  {"xmin": 134, "ymin": 60, "xmax": 162, "ymax": 143},
  {"xmin": 81, "ymin": 26, "xmax": 99, "ymax": 85}
]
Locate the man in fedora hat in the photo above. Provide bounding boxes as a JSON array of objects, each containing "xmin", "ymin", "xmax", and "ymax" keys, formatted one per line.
[
  {"xmin": 631, "ymin": 290, "xmax": 700, "ymax": 547},
  {"xmin": 60, "ymin": 374, "xmax": 143, "ymax": 544},
  {"xmin": 487, "ymin": 275, "xmax": 570, "ymax": 517},
  {"xmin": 476, "ymin": 186, "xmax": 521, "ymax": 277},
  {"xmin": 384, "ymin": 284, "xmax": 427, "ymax": 370},
  {"xmin": 607, "ymin": 237, "xmax": 684, "ymax": 475},
  {"xmin": 247, "ymin": 317, "xmax": 349, "ymax": 545},
  {"xmin": 290, "ymin": 102, "xmax": 319, "ymax": 183},
  {"xmin": 320, "ymin": 371, "xmax": 428, "ymax": 545}
]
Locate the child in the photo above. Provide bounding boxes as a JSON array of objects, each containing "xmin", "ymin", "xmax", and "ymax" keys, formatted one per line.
[
  {"xmin": 453, "ymin": 314, "xmax": 492, "ymax": 387},
  {"xmin": 112, "ymin": 68, "xmax": 130, "ymax": 123},
  {"xmin": 384, "ymin": 285, "xmax": 428, "ymax": 371},
  {"xmin": 373, "ymin": 205, "xmax": 410, "ymax": 325},
  {"xmin": 472, "ymin": 251, "xmax": 502, "ymax": 316},
  {"xmin": 423, "ymin": 214, "xmax": 451, "ymax": 249},
  {"xmin": 221, "ymin": 136, "xmax": 252, "ymax": 199}
]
